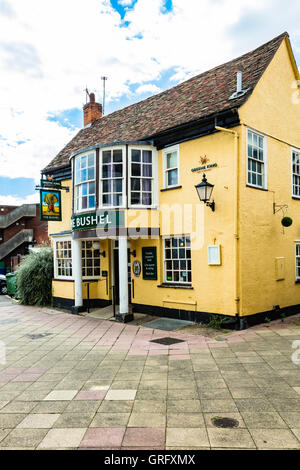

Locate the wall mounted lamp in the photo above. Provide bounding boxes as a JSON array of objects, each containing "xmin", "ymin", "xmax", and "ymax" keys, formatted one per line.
[
  {"xmin": 129, "ymin": 250, "xmax": 136, "ymax": 258},
  {"xmin": 195, "ymin": 174, "xmax": 215, "ymax": 211},
  {"xmin": 92, "ymin": 241, "xmax": 106, "ymax": 257}
]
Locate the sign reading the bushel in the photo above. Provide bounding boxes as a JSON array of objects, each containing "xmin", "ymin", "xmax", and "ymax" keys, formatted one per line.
[
  {"xmin": 40, "ymin": 190, "xmax": 62, "ymax": 221},
  {"xmin": 71, "ymin": 210, "xmax": 125, "ymax": 231},
  {"xmin": 142, "ymin": 247, "xmax": 157, "ymax": 280}
]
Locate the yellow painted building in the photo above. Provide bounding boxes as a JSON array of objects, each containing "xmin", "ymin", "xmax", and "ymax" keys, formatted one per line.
[{"xmin": 42, "ymin": 32, "xmax": 300, "ymax": 329}]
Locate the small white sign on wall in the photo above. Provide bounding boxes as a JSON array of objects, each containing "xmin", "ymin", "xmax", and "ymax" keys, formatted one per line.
[{"xmin": 208, "ymin": 245, "xmax": 221, "ymax": 265}]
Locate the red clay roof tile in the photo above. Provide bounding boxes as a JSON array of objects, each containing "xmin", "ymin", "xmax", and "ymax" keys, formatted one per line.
[{"xmin": 43, "ymin": 32, "xmax": 288, "ymax": 172}]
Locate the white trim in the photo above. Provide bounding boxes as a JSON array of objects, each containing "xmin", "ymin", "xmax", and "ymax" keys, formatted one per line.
[
  {"xmin": 81, "ymin": 239, "xmax": 101, "ymax": 280},
  {"xmin": 162, "ymin": 144, "xmax": 180, "ymax": 189},
  {"xmin": 295, "ymin": 242, "xmax": 300, "ymax": 281},
  {"xmin": 246, "ymin": 128, "xmax": 268, "ymax": 190},
  {"xmin": 99, "ymin": 145, "xmax": 126, "ymax": 209},
  {"xmin": 163, "ymin": 235, "xmax": 192, "ymax": 284},
  {"xmin": 53, "ymin": 235, "xmax": 73, "ymax": 280},
  {"xmin": 291, "ymin": 147, "xmax": 300, "ymax": 199},
  {"xmin": 74, "ymin": 150, "xmax": 96, "ymax": 214},
  {"xmin": 128, "ymin": 145, "xmax": 158, "ymax": 209}
]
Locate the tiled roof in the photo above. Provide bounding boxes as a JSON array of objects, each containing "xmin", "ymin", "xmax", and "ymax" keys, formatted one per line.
[{"xmin": 43, "ymin": 32, "xmax": 288, "ymax": 172}]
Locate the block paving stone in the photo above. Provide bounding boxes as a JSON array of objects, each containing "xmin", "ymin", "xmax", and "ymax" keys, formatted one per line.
[{"xmin": 0, "ymin": 298, "xmax": 300, "ymax": 449}]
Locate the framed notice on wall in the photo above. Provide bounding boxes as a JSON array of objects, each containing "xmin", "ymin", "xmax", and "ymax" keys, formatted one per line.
[
  {"xmin": 208, "ymin": 245, "xmax": 221, "ymax": 265},
  {"xmin": 142, "ymin": 247, "xmax": 157, "ymax": 280}
]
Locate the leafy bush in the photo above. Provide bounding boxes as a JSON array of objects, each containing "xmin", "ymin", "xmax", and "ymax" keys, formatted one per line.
[{"xmin": 16, "ymin": 248, "xmax": 53, "ymax": 306}]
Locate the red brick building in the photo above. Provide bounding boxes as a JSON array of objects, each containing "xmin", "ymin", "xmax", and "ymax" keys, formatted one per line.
[{"xmin": 0, "ymin": 204, "xmax": 49, "ymax": 273}]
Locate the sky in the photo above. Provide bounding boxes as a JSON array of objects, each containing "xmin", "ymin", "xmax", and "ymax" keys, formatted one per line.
[{"xmin": 0, "ymin": 0, "xmax": 300, "ymax": 206}]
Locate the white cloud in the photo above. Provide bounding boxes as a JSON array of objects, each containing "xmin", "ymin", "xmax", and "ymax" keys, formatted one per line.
[
  {"xmin": 135, "ymin": 84, "xmax": 161, "ymax": 94},
  {"xmin": 0, "ymin": 0, "xmax": 299, "ymax": 194},
  {"xmin": 0, "ymin": 192, "xmax": 39, "ymax": 206},
  {"xmin": 118, "ymin": 0, "xmax": 134, "ymax": 5}
]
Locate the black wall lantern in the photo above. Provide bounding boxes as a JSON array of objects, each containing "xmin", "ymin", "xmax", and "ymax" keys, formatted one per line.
[{"xmin": 195, "ymin": 174, "xmax": 215, "ymax": 211}]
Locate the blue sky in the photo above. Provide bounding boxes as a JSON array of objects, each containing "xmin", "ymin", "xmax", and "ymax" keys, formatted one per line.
[{"xmin": 0, "ymin": 0, "xmax": 300, "ymax": 205}]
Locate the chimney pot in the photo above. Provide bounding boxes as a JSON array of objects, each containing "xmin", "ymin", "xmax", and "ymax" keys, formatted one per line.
[
  {"xmin": 237, "ymin": 71, "xmax": 242, "ymax": 93},
  {"xmin": 83, "ymin": 93, "xmax": 102, "ymax": 127}
]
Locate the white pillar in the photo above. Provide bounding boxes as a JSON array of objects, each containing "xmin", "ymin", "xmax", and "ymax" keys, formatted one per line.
[
  {"xmin": 72, "ymin": 238, "xmax": 83, "ymax": 308},
  {"xmin": 118, "ymin": 236, "xmax": 128, "ymax": 315}
]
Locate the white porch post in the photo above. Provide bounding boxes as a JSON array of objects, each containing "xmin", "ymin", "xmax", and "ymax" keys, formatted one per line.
[
  {"xmin": 72, "ymin": 238, "xmax": 83, "ymax": 311},
  {"xmin": 118, "ymin": 236, "xmax": 129, "ymax": 316}
]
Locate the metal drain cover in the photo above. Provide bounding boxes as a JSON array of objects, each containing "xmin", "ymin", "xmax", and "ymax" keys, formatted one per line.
[
  {"xmin": 212, "ymin": 417, "xmax": 239, "ymax": 428},
  {"xmin": 25, "ymin": 333, "xmax": 53, "ymax": 340},
  {"xmin": 150, "ymin": 337, "xmax": 185, "ymax": 346}
]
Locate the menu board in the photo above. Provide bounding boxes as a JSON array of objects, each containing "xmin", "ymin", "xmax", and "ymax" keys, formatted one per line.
[{"xmin": 142, "ymin": 247, "xmax": 157, "ymax": 280}]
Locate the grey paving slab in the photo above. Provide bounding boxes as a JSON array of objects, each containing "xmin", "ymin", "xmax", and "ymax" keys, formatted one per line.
[{"xmin": 0, "ymin": 300, "xmax": 300, "ymax": 449}]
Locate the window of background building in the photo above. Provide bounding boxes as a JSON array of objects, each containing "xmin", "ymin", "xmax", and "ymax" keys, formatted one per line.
[
  {"xmin": 55, "ymin": 239, "xmax": 72, "ymax": 278},
  {"xmin": 74, "ymin": 153, "xmax": 96, "ymax": 211},
  {"xmin": 292, "ymin": 149, "xmax": 300, "ymax": 198},
  {"xmin": 82, "ymin": 241, "xmax": 101, "ymax": 278},
  {"xmin": 163, "ymin": 146, "xmax": 179, "ymax": 188},
  {"xmin": 247, "ymin": 130, "xmax": 267, "ymax": 189},
  {"xmin": 101, "ymin": 148, "xmax": 124, "ymax": 207},
  {"xmin": 164, "ymin": 235, "xmax": 191, "ymax": 284},
  {"xmin": 130, "ymin": 148, "xmax": 153, "ymax": 206}
]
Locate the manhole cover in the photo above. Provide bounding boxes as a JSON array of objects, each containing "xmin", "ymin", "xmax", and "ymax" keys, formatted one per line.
[
  {"xmin": 0, "ymin": 319, "xmax": 18, "ymax": 324},
  {"xmin": 25, "ymin": 333, "xmax": 53, "ymax": 340},
  {"xmin": 150, "ymin": 337, "xmax": 185, "ymax": 346},
  {"xmin": 212, "ymin": 417, "xmax": 239, "ymax": 428}
]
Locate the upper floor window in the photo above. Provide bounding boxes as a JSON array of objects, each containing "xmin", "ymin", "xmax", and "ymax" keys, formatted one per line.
[
  {"xmin": 247, "ymin": 130, "xmax": 267, "ymax": 189},
  {"xmin": 164, "ymin": 235, "xmax": 191, "ymax": 284},
  {"xmin": 296, "ymin": 243, "xmax": 300, "ymax": 281},
  {"xmin": 292, "ymin": 149, "xmax": 300, "ymax": 198},
  {"xmin": 74, "ymin": 153, "xmax": 96, "ymax": 212},
  {"xmin": 55, "ymin": 238, "xmax": 72, "ymax": 279},
  {"xmin": 163, "ymin": 145, "xmax": 179, "ymax": 188},
  {"xmin": 100, "ymin": 148, "xmax": 124, "ymax": 208},
  {"xmin": 130, "ymin": 148, "xmax": 153, "ymax": 206}
]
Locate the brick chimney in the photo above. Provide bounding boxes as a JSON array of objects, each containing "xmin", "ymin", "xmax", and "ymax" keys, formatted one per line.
[{"xmin": 83, "ymin": 93, "xmax": 102, "ymax": 127}]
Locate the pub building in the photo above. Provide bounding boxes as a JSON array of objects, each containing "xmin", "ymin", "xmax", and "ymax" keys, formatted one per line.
[{"xmin": 42, "ymin": 33, "xmax": 300, "ymax": 328}]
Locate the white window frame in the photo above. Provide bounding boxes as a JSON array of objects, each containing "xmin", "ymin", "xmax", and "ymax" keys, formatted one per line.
[
  {"xmin": 99, "ymin": 146, "xmax": 126, "ymax": 209},
  {"xmin": 128, "ymin": 145, "xmax": 158, "ymax": 209},
  {"xmin": 53, "ymin": 236, "xmax": 73, "ymax": 280},
  {"xmin": 81, "ymin": 240, "xmax": 101, "ymax": 279},
  {"xmin": 163, "ymin": 235, "xmax": 192, "ymax": 284},
  {"xmin": 162, "ymin": 145, "xmax": 180, "ymax": 189},
  {"xmin": 296, "ymin": 242, "xmax": 300, "ymax": 281},
  {"xmin": 291, "ymin": 148, "xmax": 300, "ymax": 199},
  {"xmin": 246, "ymin": 128, "xmax": 268, "ymax": 190},
  {"xmin": 74, "ymin": 151, "xmax": 96, "ymax": 213}
]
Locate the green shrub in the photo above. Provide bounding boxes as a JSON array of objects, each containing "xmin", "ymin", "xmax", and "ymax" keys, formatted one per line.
[
  {"xmin": 16, "ymin": 248, "xmax": 53, "ymax": 306},
  {"xmin": 205, "ymin": 314, "xmax": 233, "ymax": 330}
]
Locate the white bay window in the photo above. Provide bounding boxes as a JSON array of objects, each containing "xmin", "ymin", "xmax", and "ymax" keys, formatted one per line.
[
  {"xmin": 130, "ymin": 148, "xmax": 153, "ymax": 206},
  {"xmin": 100, "ymin": 147, "xmax": 124, "ymax": 208},
  {"xmin": 74, "ymin": 152, "xmax": 96, "ymax": 211}
]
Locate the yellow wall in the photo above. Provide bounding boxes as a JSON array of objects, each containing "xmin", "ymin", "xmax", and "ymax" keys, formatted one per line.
[
  {"xmin": 48, "ymin": 37, "xmax": 300, "ymax": 319},
  {"xmin": 130, "ymin": 131, "xmax": 237, "ymax": 316},
  {"xmin": 238, "ymin": 38, "xmax": 300, "ymax": 316}
]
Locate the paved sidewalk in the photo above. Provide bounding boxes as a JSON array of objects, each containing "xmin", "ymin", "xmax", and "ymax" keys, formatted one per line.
[{"xmin": 0, "ymin": 297, "xmax": 300, "ymax": 449}]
